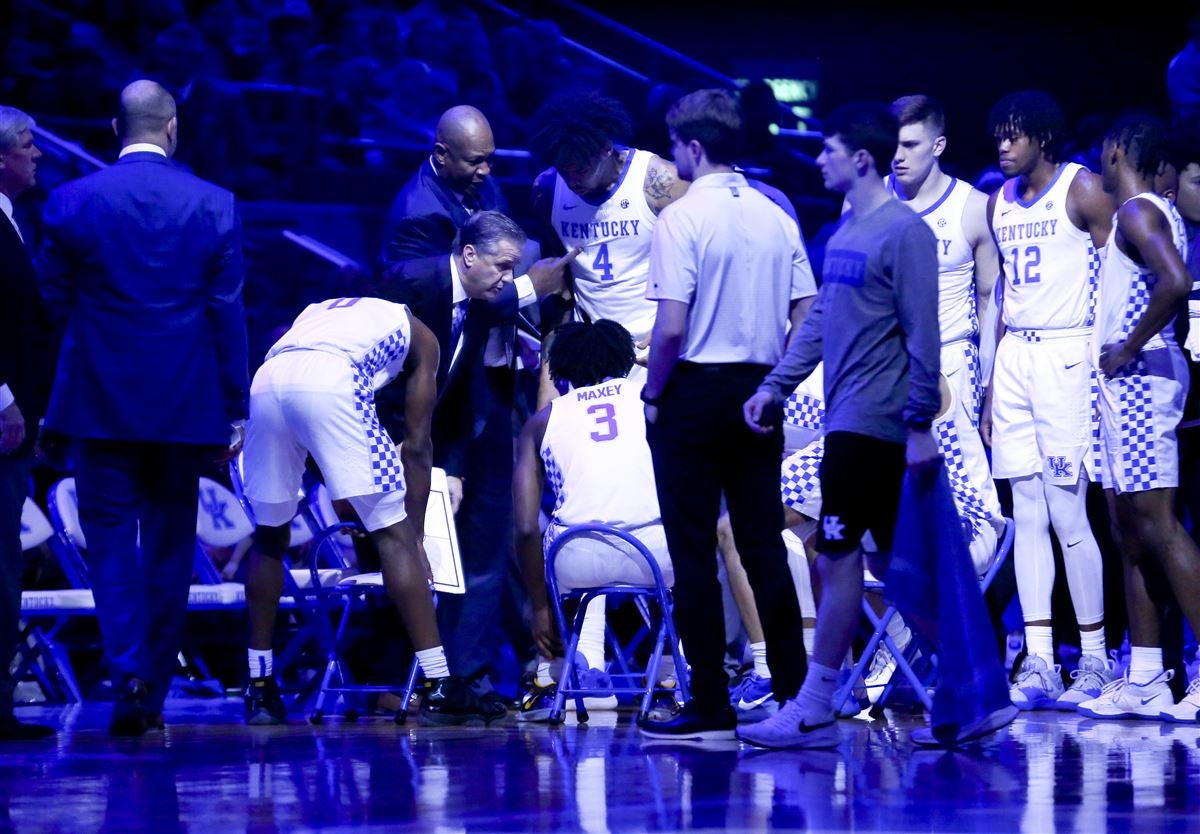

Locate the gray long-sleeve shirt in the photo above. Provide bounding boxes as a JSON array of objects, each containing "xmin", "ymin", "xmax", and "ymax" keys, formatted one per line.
[{"xmin": 759, "ymin": 198, "xmax": 941, "ymax": 445}]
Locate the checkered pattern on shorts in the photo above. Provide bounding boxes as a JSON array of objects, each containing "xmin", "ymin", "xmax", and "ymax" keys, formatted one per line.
[
  {"xmin": 963, "ymin": 341, "xmax": 982, "ymax": 427},
  {"xmin": 780, "ymin": 438, "xmax": 823, "ymax": 513},
  {"xmin": 1090, "ymin": 370, "xmax": 1104, "ymax": 487},
  {"xmin": 542, "ymin": 447, "xmax": 566, "ymax": 517},
  {"xmin": 353, "ymin": 327, "xmax": 409, "ymax": 492},
  {"xmin": 935, "ymin": 414, "xmax": 994, "ymax": 541},
  {"xmin": 784, "ymin": 392, "xmax": 825, "ymax": 431},
  {"xmin": 1115, "ymin": 361, "xmax": 1158, "ymax": 491}
]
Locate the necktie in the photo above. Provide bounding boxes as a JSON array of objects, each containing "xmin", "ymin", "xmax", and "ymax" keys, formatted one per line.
[{"xmin": 451, "ymin": 299, "xmax": 468, "ymax": 347}]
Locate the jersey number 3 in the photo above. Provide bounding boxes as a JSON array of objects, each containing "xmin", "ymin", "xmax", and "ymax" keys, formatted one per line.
[{"xmin": 587, "ymin": 403, "xmax": 619, "ymax": 441}]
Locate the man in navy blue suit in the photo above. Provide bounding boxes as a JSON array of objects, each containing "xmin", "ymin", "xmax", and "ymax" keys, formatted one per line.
[
  {"xmin": 379, "ymin": 105, "xmax": 510, "ymax": 272},
  {"xmin": 0, "ymin": 105, "xmax": 56, "ymax": 740},
  {"xmin": 380, "ymin": 211, "xmax": 576, "ymax": 689},
  {"xmin": 40, "ymin": 80, "xmax": 249, "ymax": 736}
]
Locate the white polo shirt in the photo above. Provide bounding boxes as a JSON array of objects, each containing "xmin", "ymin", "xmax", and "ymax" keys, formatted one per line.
[{"xmin": 646, "ymin": 171, "xmax": 816, "ymax": 365}]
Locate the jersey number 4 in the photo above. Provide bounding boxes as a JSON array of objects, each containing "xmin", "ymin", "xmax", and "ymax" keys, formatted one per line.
[
  {"xmin": 587, "ymin": 404, "xmax": 619, "ymax": 441},
  {"xmin": 592, "ymin": 243, "xmax": 614, "ymax": 281}
]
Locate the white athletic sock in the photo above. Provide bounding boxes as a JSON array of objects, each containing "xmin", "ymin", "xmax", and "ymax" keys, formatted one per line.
[
  {"xmin": 796, "ymin": 660, "xmax": 839, "ymax": 722},
  {"xmin": 536, "ymin": 661, "xmax": 555, "ymax": 688},
  {"xmin": 576, "ymin": 597, "xmax": 606, "ymax": 671},
  {"xmin": 248, "ymin": 648, "xmax": 273, "ymax": 680},
  {"xmin": 802, "ymin": 627, "xmax": 816, "ymax": 656},
  {"xmin": 1025, "ymin": 625, "xmax": 1055, "ymax": 666},
  {"xmin": 886, "ymin": 614, "xmax": 912, "ymax": 652},
  {"xmin": 1079, "ymin": 628, "xmax": 1106, "ymax": 661},
  {"xmin": 416, "ymin": 646, "xmax": 450, "ymax": 680},
  {"xmin": 750, "ymin": 641, "xmax": 771, "ymax": 679},
  {"xmin": 1129, "ymin": 646, "xmax": 1164, "ymax": 685}
]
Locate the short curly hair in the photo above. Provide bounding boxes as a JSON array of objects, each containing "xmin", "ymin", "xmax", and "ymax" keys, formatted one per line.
[{"xmin": 528, "ymin": 91, "xmax": 633, "ymax": 169}]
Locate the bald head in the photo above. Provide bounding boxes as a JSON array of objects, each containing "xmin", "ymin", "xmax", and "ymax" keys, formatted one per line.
[
  {"xmin": 115, "ymin": 80, "xmax": 178, "ymax": 154},
  {"xmin": 432, "ymin": 105, "xmax": 495, "ymax": 196}
]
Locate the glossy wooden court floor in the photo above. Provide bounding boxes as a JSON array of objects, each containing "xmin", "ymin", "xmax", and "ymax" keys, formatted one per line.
[{"xmin": 1, "ymin": 699, "xmax": 1198, "ymax": 833}]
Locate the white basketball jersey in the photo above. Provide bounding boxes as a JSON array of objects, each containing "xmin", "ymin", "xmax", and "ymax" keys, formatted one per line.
[
  {"xmin": 541, "ymin": 377, "xmax": 660, "ymax": 529},
  {"xmin": 266, "ymin": 297, "xmax": 412, "ymax": 390},
  {"xmin": 1096, "ymin": 193, "xmax": 1189, "ymax": 352},
  {"xmin": 993, "ymin": 162, "xmax": 1098, "ymax": 330},
  {"xmin": 919, "ymin": 178, "xmax": 977, "ymax": 344},
  {"xmin": 551, "ymin": 148, "xmax": 659, "ymax": 338}
]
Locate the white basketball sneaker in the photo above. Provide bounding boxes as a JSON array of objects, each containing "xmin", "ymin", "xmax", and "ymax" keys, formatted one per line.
[{"xmin": 1076, "ymin": 670, "xmax": 1174, "ymax": 719}]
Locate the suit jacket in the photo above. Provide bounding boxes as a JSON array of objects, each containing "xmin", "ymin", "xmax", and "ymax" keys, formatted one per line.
[
  {"xmin": 379, "ymin": 160, "xmax": 509, "ymax": 270},
  {"xmin": 39, "ymin": 152, "xmax": 249, "ymax": 445},
  {"xmin": 377, "ymin": 255, "xmax": 518, "ymax": 476},
  {"xmin": 0, "ymin": 213, "xmax": 57, "ymax": 457}
]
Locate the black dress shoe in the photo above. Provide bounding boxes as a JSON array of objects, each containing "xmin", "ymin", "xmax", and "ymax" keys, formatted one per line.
[
  {"xmin": 416, "ymin": 676, "xmax": 508, "ymax": 725},
  {"xmin": 109, "ymin": 677, "xmax": 152, "ymax": 737},
  {"xmin": 637, "ymin": 699, "xmax": 737, "ymax": 740},
  {"xmin": 0, "ymin": 715, "xmax": 55, "ymax": 740}
]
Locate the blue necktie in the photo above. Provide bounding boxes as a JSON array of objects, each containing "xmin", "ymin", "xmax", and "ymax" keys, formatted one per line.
[{"xmin": 451, "ymin": 299, "xmax": 468, "ymax": 347}]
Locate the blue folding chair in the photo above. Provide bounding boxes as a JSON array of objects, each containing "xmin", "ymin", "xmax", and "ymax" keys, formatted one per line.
[
  {"xmin": 544, "ymin": 523, "xmax": 689, "ymax": 724},
  {"xmin": 835, "ymin": 517, "xmax": 1015, "ymax": 716}
]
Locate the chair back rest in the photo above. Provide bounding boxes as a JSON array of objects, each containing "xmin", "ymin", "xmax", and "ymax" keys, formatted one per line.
[
  {"xmin": 980, "ymin": 517, "xmax": 1015, "ymax": 592},
  {"xmin": 196, "ymin": 477, "xmax": 255, "ymax": 547},
  {"xmin": 20, "ymin": 497, "xmax": 53, "ymax": 551},
  {"xmin": 45, "ymin": 478, "xmax": 91, "ymax": 589},
  {"xmin": 228, "ymin": 455, "xmax": 314, "ymax": 546},
  {"xmin": 543, "ymin": 522, "xmax": 667, "ymax": 594}
]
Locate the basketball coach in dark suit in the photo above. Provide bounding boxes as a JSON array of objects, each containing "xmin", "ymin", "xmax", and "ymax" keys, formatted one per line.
[
  {"xmin": 379, "ymin": 210, "xmax": 573, "ymax": 684},
  {"xmin": 39, "ymin": 80, "xmax": 249, "ymax": 736},
  {"xmin": 379, "ymin": 105, "xmax": 510, "ymax": 272},
  {"xmin": 0, "ymin": 106, "xmax": 56, "ymax": 740}
]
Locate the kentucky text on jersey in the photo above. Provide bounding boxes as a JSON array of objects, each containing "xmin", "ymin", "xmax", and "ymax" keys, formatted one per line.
[
  {"xmin": 576, "ymin": 382, "xmax": 622, "ymax": 401},
  {"xmin": 559, "ymin": 219, "xmax": 642, "ymax": 241},
  {"xmin": 995, "ymin": 219, "xmax": 1058, "ymax": 244}
]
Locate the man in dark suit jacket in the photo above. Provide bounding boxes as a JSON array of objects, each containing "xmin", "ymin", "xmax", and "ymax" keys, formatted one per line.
[
  {"xmin": 39, "ymin": 80, "xmax": 249, "ymax": 736},
  {"xmin": 0, "ymin": 106, "xmax": 56, "ymax": 740},
  {"xmin": 379, "ymin": 105, "xmax": 509, "ymax": 271},
  {"xmin": 379, "ymin": 211, "xmax": 575, "ymax": 684}
]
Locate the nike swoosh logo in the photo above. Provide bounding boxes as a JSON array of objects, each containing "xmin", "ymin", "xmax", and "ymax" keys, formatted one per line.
[
  {"xmin": 1064, "ymin": 362, "xmax": 1082, "ymax": 370},
  {"xmin": 798, "ymin": 718, "xmax": 836, "ymax": 732},
  {"xmin": 737, "ymin": 694, "xmax": 773, "ymax": 710},
  {"xmin": 1000, "ymin": 208, "xmax": 1016, "ymax": 217},
  {"xmin": 1066, "ymin": 540, "xmax": 1082, "ymax": 548},
  {"xmin": 561, "ymin": 204, "xmax": 577, "ymax": 211},
  {"xmin": 1141, "ymin": 696, "xmax": 1161, "ymax": 706}
]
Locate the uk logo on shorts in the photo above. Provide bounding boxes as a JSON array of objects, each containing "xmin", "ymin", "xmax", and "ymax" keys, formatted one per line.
[
  {"xmin": 1047, "ymin": 456, "xmax": 1073, "ymax": 479},
  {"xmin": 822, "ymin": 515, "xmax": 845, "ymax": 541}
]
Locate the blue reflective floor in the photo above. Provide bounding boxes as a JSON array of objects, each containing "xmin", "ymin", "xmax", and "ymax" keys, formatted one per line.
[{"xmin": 1, "ymin": 700, "xmax": 1199, "ymax": 833}]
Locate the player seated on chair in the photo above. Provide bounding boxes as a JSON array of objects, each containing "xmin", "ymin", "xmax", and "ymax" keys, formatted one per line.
[
  {"xmin": 513, "ymin": 320, "xmax": 676, "ymax": 721},
  {"xmin": 239, "ymin": 296, "xmax": 506, "ymax": 726},
  {"xmin": 770, "ymin": 368, "xmax": 1005, "ymax": 705}
]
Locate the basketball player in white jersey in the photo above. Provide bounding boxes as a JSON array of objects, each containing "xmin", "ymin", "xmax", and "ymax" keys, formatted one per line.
[
  {"xmin": 240, "ymin": 297, "xmax": 506, "ymax": 726},
  {"xmin": 1075, "ymin": 116, "xmax": 1200, "ymax": 721},
  {"xmin": 890, "ymin": 94, "xmax": 1000, "ymax": 426},
  {"xmin": 529, "ymin": 92, "xmax": 689, "ymax": 376},
  {"xmin": 513, "ymin": 320, "xmax": 674, "ymax": 720},
  {"xmin": 983, "ymin": 91, "xmax": 1116, "ymax": 710}
]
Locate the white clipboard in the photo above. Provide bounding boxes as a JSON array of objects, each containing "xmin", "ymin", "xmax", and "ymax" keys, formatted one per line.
[{"xmin": 424, "ymin": 467, "xmax": 465, "ymax": 594}]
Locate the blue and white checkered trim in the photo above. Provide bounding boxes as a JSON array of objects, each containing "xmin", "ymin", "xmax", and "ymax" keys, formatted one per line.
[
  {"xmin": 353, "ymin": 328, "xmax": 409, "ymax": 492},
  {"xmin": 1090, "ymin": 370, "xmax": 1104, "ymax": 487},
  {"xmin": 780, "ymin": 439, "xmax": 823, "ymax": 513},
  {"xmin": 784, "ymin": 393, "xmax": 825, "ymax": 431},
  {"xmin": 542, "ymin": 447, "xmax": 566, "ymax": 518},
  {"xmin": 1115, "ymin": 361, "xmax": 1158, "ymax": 491},
  {"xmin": 935, "ymin": 415, "xmax": 994, "ymax": 540}
]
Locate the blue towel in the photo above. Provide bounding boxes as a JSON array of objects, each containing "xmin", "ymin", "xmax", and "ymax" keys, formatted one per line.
[{"xmin": 886, "ymin": 460, "xmax": 1011, "ymax": 743}]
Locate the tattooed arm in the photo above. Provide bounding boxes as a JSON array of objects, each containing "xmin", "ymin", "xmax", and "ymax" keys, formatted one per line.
[{"xmin": 644, "ymin": 155, "xmax": 689, "ymax": 215}]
